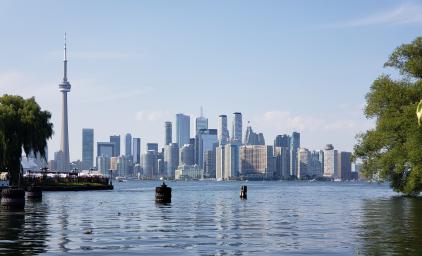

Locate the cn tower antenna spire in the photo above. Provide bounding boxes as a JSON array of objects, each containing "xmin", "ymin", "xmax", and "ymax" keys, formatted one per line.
[
  {"xmin": 64, "ymin": 32, "xmax": 67, "ymax": 61},
  {"xmin": 63, "ymin": 33, "xmax": 68, "ymax": 82}
]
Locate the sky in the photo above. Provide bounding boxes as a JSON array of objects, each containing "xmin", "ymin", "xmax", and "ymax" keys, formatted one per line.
[{"xmin": 0, "ymin": 0, "xmax": 421, "ymax": 161}]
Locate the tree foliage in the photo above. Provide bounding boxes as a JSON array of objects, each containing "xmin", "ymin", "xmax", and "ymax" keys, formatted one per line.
[
  {"xmin": 0, "ymin": 95, "xmax": 53, "ymax": 187},
  {"xmin": 354, "ymin": 37, "xmax": 422, "ymax": 195}
]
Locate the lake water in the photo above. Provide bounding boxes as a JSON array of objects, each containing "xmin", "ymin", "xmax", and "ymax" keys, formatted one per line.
[{"xmin": 0, "ymin": 181, "xmax": 421, "ymax": 255}]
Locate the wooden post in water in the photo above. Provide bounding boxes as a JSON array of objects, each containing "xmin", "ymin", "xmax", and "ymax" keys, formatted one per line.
[
  {"xmin": 155, "ymin": 182, "xmax": 171, "ymax": 203},
  {"xmin": 240, "ymin": 185, "xmax": 247, "ymax": 199},
  {"xmin": 109, "ymin": 169, "xmax": 113, "ymax": 185}
]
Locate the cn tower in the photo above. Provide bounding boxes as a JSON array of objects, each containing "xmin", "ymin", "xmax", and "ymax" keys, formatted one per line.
[{"xmin": 58, "ymin": 33, "xmax": 71, "ymax": 171}]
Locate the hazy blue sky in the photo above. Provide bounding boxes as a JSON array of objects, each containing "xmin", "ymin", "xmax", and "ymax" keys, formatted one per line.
[{"xmin": 1, "ymin": 0, "xmax": 421, "ymax": 161}]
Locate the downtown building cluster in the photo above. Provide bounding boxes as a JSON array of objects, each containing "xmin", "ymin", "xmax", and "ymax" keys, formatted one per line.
[
  {"xmin": 53, "ymin": 110, "xmax": 357, "ymax": 181},
  {"xmin": 41, "ymin": 37, "xmax": 357, "ymax": 180}
]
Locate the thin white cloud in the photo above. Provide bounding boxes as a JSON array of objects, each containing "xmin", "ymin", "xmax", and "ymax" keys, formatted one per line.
[
  {"xmin": 0, "ymin": 71, "xmax": 55, "ymax": 98},
  {"xmin": 250, "ymin": 110, "xmax": 375, "ymax": 151},
  {"xmin": 256, "ymin": 110, "xmax": 373, "ymax": 133},
  {"xmin": 135, "ymin": 110, "xmax": 171, "ymax": 122},
  {"xmin": 333, "ymin": 3, "xmax": 422, "ymax": 28},
  {"xmin": 0, "ymin": 71, "xmax": 24, "ymax": 88}
]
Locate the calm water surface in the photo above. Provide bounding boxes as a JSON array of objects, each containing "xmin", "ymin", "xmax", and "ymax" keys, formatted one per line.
[{"xmin": 0, "ymin": 181, "xmax": 421, "ymax": 255}]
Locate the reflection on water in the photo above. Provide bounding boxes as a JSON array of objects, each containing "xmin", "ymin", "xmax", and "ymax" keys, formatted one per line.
[
  {"xmin": 0, "ymin": 182, "xmax": 421, "ymax": 255},
  {"xmin": 358, "ymin": 197, "xmax": 422, "ymax": 255},
  {"xmin": 0, "ymin": 200, "xmax": 48, "ymax": 255}
]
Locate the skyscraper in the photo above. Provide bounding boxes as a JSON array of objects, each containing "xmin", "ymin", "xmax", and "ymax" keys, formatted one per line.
[
  {"xmin": 310, "ymin": 150, "xmax": 324, "ymax": 178},
  {"xmin": 274, "ymin": 134, "xmax": 290, "ymax": 149},
  {"xmin": 176, "ymin": 113, "xmax": 190, "ymax": 147},
  {"xmin": 147, "ymin": 143, "xmax": 159, "ymax": 153},
  {"xmin": 58, "ymin": 34, "xmax": 71, "ymax": 172},
  {"xmin": 125, "ymin": 133, "xmax": 132, "ymax": 157},
  {"xmin": 82, "ymin": 128, "xmax": 94, "ymax": 170},
  {"xmin": 96, "ymin": 142, "xmax": 114, "ymax": 170},
  {"xmin": 204, "ymin": 149, "xmax": 216, "ymax": 178},
  {"xmin": 111, "ymin": 155, "xmax": 129, "ymax": 177},
  {"xmin": 142, "ymin": 150, "xmax": 157, "ymax": 178},
  {"xmin": 96, "ymin": 155, "xmax": 110, "ymax": 175},
  {"xmin": 215, "ymin": 146, "xmax": 225, "ymax": 180},
  {"xmin": 290, "ymin": 132, "xmax": 300, "ymax": 176},
  {"xmin": 291, "ymin": 132, "xmax": 300, "ymax": 149},
  {"xmin": 240, "ymin": 145, "xmax": 274, "ymax": 179},
  {"xmin": 180, "ymin": 144, "xmax": 195, "ymax": 165},
  {"xmin": 165, "ymin": 121, "xmax": 172, "ymax": 145},
  {"xmin": 218, "ymin": 115, "xmax": 230, "ymax": 146},
  {"xmin": 337, "ymin": 151, "xmax": 352, "ymax": 180},
  {"xmin": 297, "ymin": 148, "xmax": 311, "ymax": 179},
  {"xmin": 231, "ymin": 112, "xmax": 242, "ymax": 145},
  {"xmin": 323, "ymin": 144, "xmax": 337, "ymax": 178},
  {"xmin": 195, "ymin": 107, "xmax": 208, "ymax": 135},
  {"xmin": 54, "ymin": 150, "xmax": 65, "ymax": 171},
  {"xmin": 132, "ymin": 138, "xmax": 141, "ymax": 164},
  {"xmin": 224, "ymin": 144, "xmax": 240, "ymax": 179},
  {"xmin": 197, "ymin": 129, "xmax": 218, "ymax": 169},
  {"xmin": 164, "ymin": 143, "xmax": 179, "ymax": 178},
  {"xmin": 110, "ymin": 135, "xmax": 120, "ymax": 157},
  {"xmin": 244, "ymin": 124, "xmax": 265, "ymax": 145},
  {"xmin": 97, "ymin": 142, "xmax": 115, "ymax": 158},
  {"xmin": 216, "ymin": 143, "xmax": 239, "ymax": 180},
  {"xmin": 274, "ymin": 146, "xmax": 290, "ymax": 179}
]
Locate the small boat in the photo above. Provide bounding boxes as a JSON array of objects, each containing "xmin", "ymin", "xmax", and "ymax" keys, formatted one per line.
[{"xmin": 115, "ymin": 176, "xmax": 125, "ymax": 182}]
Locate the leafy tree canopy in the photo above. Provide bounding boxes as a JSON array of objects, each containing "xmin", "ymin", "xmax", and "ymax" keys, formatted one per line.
[
  {"xmin": 354, "ymin": 37, "xmax": 422, "ymax": 195},
  {"xmin": 0, "ymin": 94, "xmax": 53, "ymax": 186}
]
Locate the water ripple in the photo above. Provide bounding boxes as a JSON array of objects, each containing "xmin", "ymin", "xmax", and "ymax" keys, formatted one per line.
[{"xmin": 0, "ymin": 181, "xmax": 421, "ymax": 255}]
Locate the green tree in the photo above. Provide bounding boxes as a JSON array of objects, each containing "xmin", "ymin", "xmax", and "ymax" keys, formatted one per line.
[
  {"xmin": 354, "ymin": 37, "xmax": 422, "ymax": 196},
  {"xmin": 0, "ymin": 95, "xmax": 53, "ymax": 187}
]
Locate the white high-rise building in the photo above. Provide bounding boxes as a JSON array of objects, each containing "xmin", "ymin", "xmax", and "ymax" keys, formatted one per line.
[
  {"xmin": 218, "ymin": 115, "xmax": 229, "ymax": 146},
  {"xmin": 216, "ymin": 144, "xmax": 240, "ymax": 180},
  {"xmin": 216, "ymin": 146, "xmax": 225, "ymax": 180},
  {"xmin": 58, "ymin": 34, "xmax": 71, "ymax": 172},
  {"xmin": 231, "ymin": 112, "xmax": 242, "ymax": 145},
  {"xmin": 224, "ymin": 144, "xmax": 240, "ymax": 179},
  {"xmin": 176, "ymin": 113, "xmax": 190, "ymax": 148},
  {"xmin": 164, "ymin": 143, "xmax": 179, "ymax": 178},
  {"xmin": 297, "ymin": 148, "xmax": 311, "ymax": 179},
  {"xmin": 323, "ymin": 144, "xmax": 338, "ymax": 178},
  {"xmin": 240, "ymin": 145, "xmax": 274, "ymax": 179}
]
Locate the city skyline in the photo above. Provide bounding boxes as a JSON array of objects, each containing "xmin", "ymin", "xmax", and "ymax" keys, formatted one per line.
[{"xmin": 2, "ymin": 1, "xmax": 421, "ymax": 161}]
